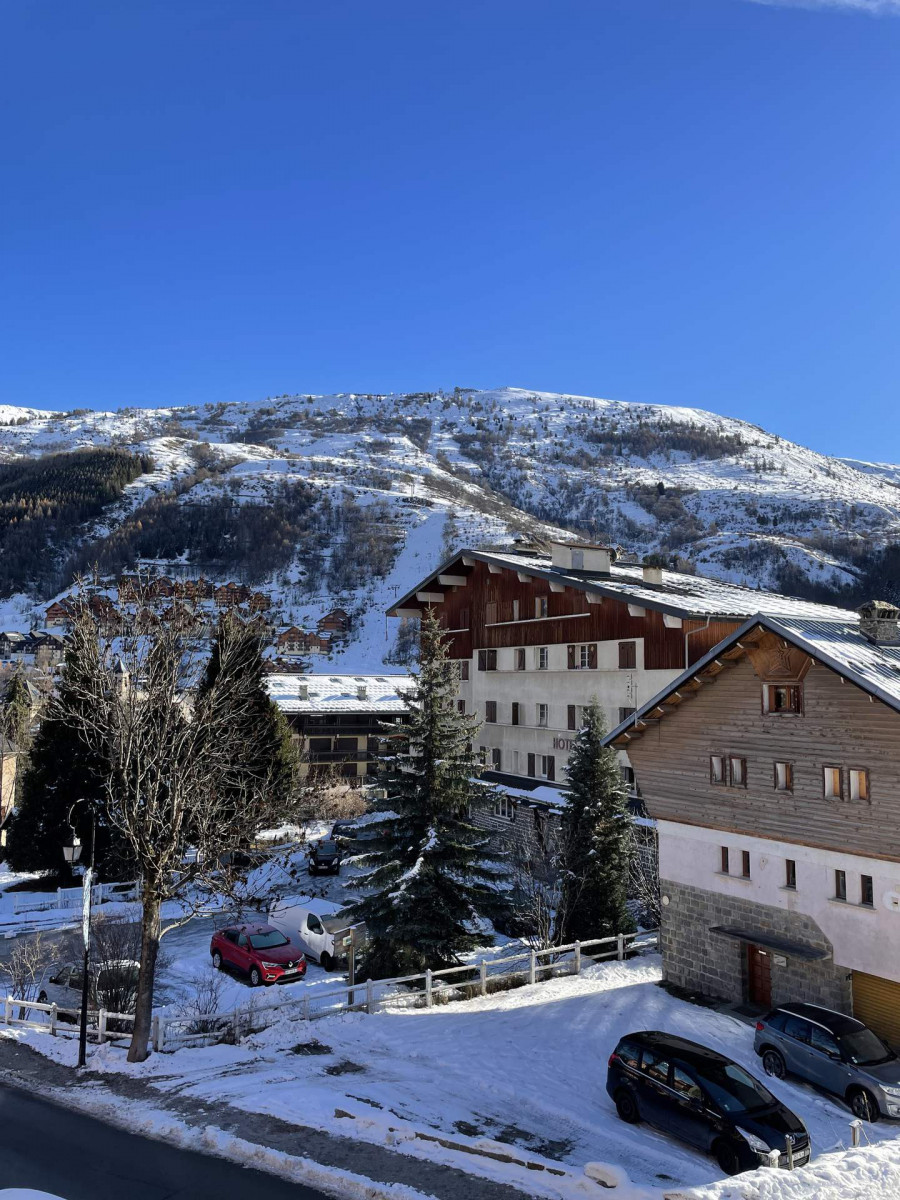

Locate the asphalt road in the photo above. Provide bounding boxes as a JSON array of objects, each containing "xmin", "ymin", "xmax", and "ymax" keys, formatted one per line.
[{"xmin": 0, "ymin": 1082, "xmax": 335, "ymax": 1200}]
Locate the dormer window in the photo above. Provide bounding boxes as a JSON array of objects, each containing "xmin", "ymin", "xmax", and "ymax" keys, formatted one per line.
[{"xmin": 763, "ymin": 684, "xmax": 802, "ymax": 715}]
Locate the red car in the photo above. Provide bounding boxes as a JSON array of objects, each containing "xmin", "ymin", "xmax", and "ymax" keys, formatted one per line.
[{"xmin": 210, "ymin": 922, "xmax": 307, "ymax": 987}]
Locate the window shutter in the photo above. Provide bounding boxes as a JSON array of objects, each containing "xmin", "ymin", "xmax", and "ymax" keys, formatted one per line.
[
  {"xmin": 512, "ymin": 702, "xmax": 519, "ymax": 726},
  {"xmin": 567, "ymin": 645, "xmax": 576, "ymax": 670},
  {"xmin": 527, "ymin": 753, "xmax": 536, "ymax": 778},
  {"xmin": 546, "ymin": 756, "xmax": 555, "ymax": 782},
  {"xmin": 588, "ymin": 643, "xmax": 597, "ymax": 669},
  {"xmin": 477, "ymin": 650, "xmax": 486, "ymax": 671},
  {"xmin": 567, "ymin": 705, "xmax": 576, "ymax": 730}
]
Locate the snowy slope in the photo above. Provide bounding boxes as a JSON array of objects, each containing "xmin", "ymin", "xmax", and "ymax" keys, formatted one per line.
[{"xmin": 0, "ymin": 387, "xmax": 896, "ymax": 661}]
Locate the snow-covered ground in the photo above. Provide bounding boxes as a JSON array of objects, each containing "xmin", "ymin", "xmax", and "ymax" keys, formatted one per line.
[{"xmin": 7, "ymin": 948, "xmax": 900, "ymax": 1199}]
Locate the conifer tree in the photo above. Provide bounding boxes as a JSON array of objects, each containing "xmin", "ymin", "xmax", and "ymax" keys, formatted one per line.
[
  {"xmin": 352, "ymin": 609, "xmax": 509, "ymax": 977},
  {"xmin": 1, "ymin": 671, "xmax": 33, "ymax": 750},
  {"xmin": 555, "ymin": 699, "xmax": 635, "ymax": 943},
  {"xmin": 199, "ymin": 612, "xmax": 297, "ymax": 815}
]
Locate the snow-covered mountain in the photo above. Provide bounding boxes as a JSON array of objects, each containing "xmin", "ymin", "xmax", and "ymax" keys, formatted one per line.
[{"xmin": 0, "ymin": 387, "xmax": 896, "ymax": 668}]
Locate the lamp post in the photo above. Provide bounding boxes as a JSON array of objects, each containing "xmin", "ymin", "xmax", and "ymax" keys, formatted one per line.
[{"xmin": 63, "ymin": 809, "xmax": 95, "ymax": 1069}]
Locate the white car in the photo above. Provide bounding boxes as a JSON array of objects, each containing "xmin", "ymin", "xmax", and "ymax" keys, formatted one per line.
[{"xmin": 269, "ymin": 897, "xmax": 365, "ymax": 971}]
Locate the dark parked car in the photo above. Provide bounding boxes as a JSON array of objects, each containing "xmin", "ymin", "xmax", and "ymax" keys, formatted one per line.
[
  {"xmin": 210, "ymin": 923, "xmax": 307, "ymax": 987},
  {"xmin": 309, "ymin": 839, "xmax": 342, "ymax": 875},
  {"xmin": 607, "ymin": 1031, "xmax": 809, "ymax": 1176},
  {"xmin": 754, "ymin": 1002, "xmax": 900, "ymax": 1122}
]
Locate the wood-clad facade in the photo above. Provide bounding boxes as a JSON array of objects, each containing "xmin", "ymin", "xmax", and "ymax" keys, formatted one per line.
[{"xmin": 615, "ymin": 620, "xmax": 900, "ymax": 1036}]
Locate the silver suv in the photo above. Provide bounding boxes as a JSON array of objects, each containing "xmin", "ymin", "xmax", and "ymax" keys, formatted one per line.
[{"xmin": 754, "ymin": 1002, "xmax": 900, "ymax": 1121}]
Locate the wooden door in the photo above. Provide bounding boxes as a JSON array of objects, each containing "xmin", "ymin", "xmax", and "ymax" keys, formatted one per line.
[{"xmin": 747, "ymin": 944, "xmax": 772, "ymax": 1008}]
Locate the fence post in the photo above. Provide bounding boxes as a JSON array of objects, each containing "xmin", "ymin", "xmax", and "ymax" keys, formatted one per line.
[
  {"xmin": 98, "ymin": 1010, "xmax": 107, "ymax": 1044},
  {"xmin": 303, "ymin": 994, "xmax": 310, "ymax": 1022},
  {"xmin": 850, "ymin": 1119, "xmax": 862, "ymax": 1148},
  {"xmin": 366, "ymin": 978, "xmax": 374, "ymax": 1015},
  {"xmin": 617, "ymin": 933, "xmax": 625, "ymax": 961},
  {"xmin": 4, "ymin": 996, "xmax": 10, "ymax": 1025},
  {"xmin": 573, "ymin": 941, "xmax": 581, "ymax": 976},
  {"xmin": 56, "ymin": 887, "xmax": 64, "ymax": 911},
  {"xmin": 49, "ymin": 1003, "xmax": 57, "ymax": 1036},
  {"xmin": 529, "ymin": 950, "xmax": 536, "ymax": 986},
  {"xmin": 425, "ymin": 969, "xmax": 433, "ymax": 1008},
  {"xmin": 480, "ymin": 959, "xmax": 487, "ymax": 997}
]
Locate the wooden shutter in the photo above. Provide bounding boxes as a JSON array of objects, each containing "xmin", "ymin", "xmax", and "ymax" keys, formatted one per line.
[
  {"xmin": 619, "ymin": 641, "xmax": 636, "ymax": 669},
  {"xmin": 588, "ymin": 644, "xmax": 597, "ymax": 669},
  {"xmin": 546, "ymin": 755, "xmax": 555, "ymax": 781},
  {"xmin": 477, "ymin": 650, "xmax": 486, "ymax": 671},
  {"xmin": 527, "ymin": 753, "xmax": 536, "ymax": 778},
  {"xmin": 567, "ymin": 645, "xmax": 576, "ymax": 670},
  {"xmin": 567, "ymin": 705, "xmax": 576, "ymax": 730},
  {"xmin": 511, "ymin": 702, "xmax": 520, "ymax": 726}
]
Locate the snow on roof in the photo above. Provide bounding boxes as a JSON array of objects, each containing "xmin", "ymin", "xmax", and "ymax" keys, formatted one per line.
[
  {"xmin": 266, "ymin": 672, "xmax": 412, "ymax": 714},
  {"xmin": 390, "ymin": 546, "xmax": 854, "ymax": 623}
]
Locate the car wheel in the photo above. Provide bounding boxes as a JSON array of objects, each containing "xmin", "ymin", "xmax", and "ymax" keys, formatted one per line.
[
  {"xmin": 212, "ymin": 951, "xmax": 223, "ymax": 970},
  {"xmin": 613, "ymin": 1088, "xmax": 640, "ymax": 1124},
  {"xmin": 762, "ymin": 1048, "xmax": 786, "ymax": 1080},
  {"xmin": 320, "ymin": 952, "xmax": 333, "ymax": 971},
  {"xmin": 714, "ymin": 1139, "xmax": 743, "ymax": 1177},
  {"xmin": 849, "ymin": 1087, "xmax": 880, "ymax": 1122},
  {"xmin": 249, "ymin": 966, "xmax": 262, "ymax": 987}
]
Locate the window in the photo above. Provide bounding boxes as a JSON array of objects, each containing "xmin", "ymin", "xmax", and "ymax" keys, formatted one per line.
[
  {"xmin": 785, "ymin": 859, "xmax": 797, "ymax": 890},
  {"xmin": 741, "ymin": 850, "xmax": 751, "ymax": 879},
  {"xmin": 850, "ymin": 769, "xmax": 870, "ymax": 802},
  {"xmin": 774, "ymin": 761, "xmax": 793, "ymax": 792},
  {"xmin": 808, "ymin": 1025, "xmax": 840, "ymax": 1058},
  {"xmin": 640, "ymin": 1048, "xmax": 670, "ymax": 1085},
  {"xmin": 515, "ymin": 647, "xmax": 526, "ymax": 671},
  {"xmin": 618, "ymin": 641, "xmax": 637, "ymax": 670},
  {"xmin": 783, "ymin": 1016, "xmax": 811, "ymax": 1044},
  {"xmin": 861, "ymin": 875, "xmax": 874, "ymax": 907},
  {"xmin": 491, "ymin": 747, "xmax": 502, "ymax": 770},
  {"xmin": 616, "ymin": 1038, "xmax": 642, "ymax": 1070},
  {"xmin": 710, "ymin": 755, "xmax": 726, "ymax": 784},
  {"xmin": 763, "ymin": 684, "xmax": 802, "ymax": 714},
  {"xmin": 730, "ymin": 756, "xmax": 746, "ymax": 787},
  {"xmin": 477, "ymin": 649, "xmax": 497, "ymax": 671},
  {"xmin": 494, "ymin": 795, "xmax": 515, "ymax": 820},
  {"xmin": 620, "ymin": 765, "xmax": 636, "ymax": 792},
  {"xmin": 485, "ymin": 700, "xmax": 497, "ymax": 723},
  {"xmin": 541, "ymin": 755, "xmax": 556, "ymax": 781},
  {"xmin": 537, "ymin": 703, "xmax": 549, "ymax": 728},
  {"xmin": 511, "ymin": 701, "xmax": 520, "ymax": 726},
  {"xmin": 457, "ymin": 700, "xmax": 466, "ymax": 714},
  {"xmin": 511, "ymin": 750, "xmax": 520, "ymax": 774},
  {"xmin": 537, "ymin": 646, "xmax": 549, "ymax": 670},
  {"xmin": 823, "ymin": 766, "xmax": 842, "ymax": 799},
  {"xmin": 568, "ymin": 704, "xmax": 577, "ymax": 731},
  {"xmin": 485, "ymin": 601, "xmax": 498, "ymax": 624},
  {"xmin": 512, "ymin": 599, "xmax": 520, "ymax": 621},
  {"xmin": 459, "ymin": 660, "xmax": 470, "ymax": 681},
  {"xmin": 527, "ymin": 753, "xmax": 536, "ymax": 778},
  {"xmin": 535, "ymin": 596, "xmax": 548, "ymax": 619},
  {"xmin": 720, "ymin": 846, "xmax": 730, "ymax": 874},
  {"xmin": 835, "ymin": 869, "xmax": 847, "ymax": 901},
  {"xmin": 478, "ymin": 745, "xmax": 488, "ymax": 765},
  {"xmin": 309, "ymin": 737, "xmax": 331, "ymax": 753},
  {"xmin": 671, "ymin": 1065, "xmax": 703, "ymax": 1102},
  {"xmin": 567, "ymin": 643, "xmax": 597, "ymax": 670},
  {"xmin": 618, "ymin": 706, "xmax": 636, "ymax": 725}
]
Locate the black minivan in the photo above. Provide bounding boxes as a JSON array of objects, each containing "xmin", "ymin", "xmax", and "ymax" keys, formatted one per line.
[{"xmin": 607, "ymin": 1031, "xmax": 809, "ymax": 1176}]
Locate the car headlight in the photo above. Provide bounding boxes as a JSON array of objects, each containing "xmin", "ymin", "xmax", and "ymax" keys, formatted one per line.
[
  {"xmin": 736, "ymin": 1127, "xmax": 771, "ymax": 1155},
  {"xmin": 881, "ymin": 1085, "xmax": 900, "ymax": 1098},
  {"xmin": 260, "ymin": 961, "xmax": 282, "ymax": 969}
]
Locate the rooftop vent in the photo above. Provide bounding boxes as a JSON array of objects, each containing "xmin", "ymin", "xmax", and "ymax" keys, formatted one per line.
[
  {"xmin": 858, "ymin": 600, "xmax": 900, "ymax": 646},
  {"xmin": 549, "ymin": 541, "xmax": 612, "ymax": 574}
]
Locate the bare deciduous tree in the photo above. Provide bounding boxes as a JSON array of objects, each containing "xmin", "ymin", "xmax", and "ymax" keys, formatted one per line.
[
  {"xmin": 629, "ymin": 822, "xmax": 661, "ymax": 929},
  {"xmin": 63, "ymin": 595, "xmax": 306, "ymax": 1061},
  {"xmin": 2, "ymin": 932, "xmax": 47, "ymax": 1019}
]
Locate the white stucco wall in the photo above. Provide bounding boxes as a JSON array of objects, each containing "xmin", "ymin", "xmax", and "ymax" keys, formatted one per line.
[{"xmin": 659, "ymin": 820, "xmax": 900, "ymax": 983}]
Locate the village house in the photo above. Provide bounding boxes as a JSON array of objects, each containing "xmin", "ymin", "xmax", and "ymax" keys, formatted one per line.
[
  {"xmin": 276, "ymin": 627, "xmax": 331, "ymax": 658},
  {"xmin": 605, "ymin": 600, "xmax": 900, "ymax": 1046},
  {"xmin": 0, "ymin": 737, "xmax": 18, "ymax": 833},
  {"xmin": 389, "ymin": 540, "xmax": 853, "ymax": 855},
  {"xmin": 317, "ymin": 607, "xmax": 351, "ymax": 636},
  {"xmin": 44, "ymin": 601, "xmax": 72, "ymax": 629},
  {"xmin": 267, "ymin": 672, "xmax": 411, "ymax": 784},
  {"xmin": 215, "ymin": 582, "xmax": 251, "ymax": 608}
]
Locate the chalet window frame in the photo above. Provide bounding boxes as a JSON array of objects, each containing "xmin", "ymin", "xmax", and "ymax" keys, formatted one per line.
[
  {"xmin": 618, "ymin": 706, "xmax": 636, "ymax": 725},
  {"xmin": 490, "ymin": 747, "xmax": 502, "ymax": 771},
  {"xmin": 485, "ymin": 700, "xmax": 497, "ymax": 724},
  {"xmin": 762, "ymin": 683, "xmax": 804, "ymax": 716},
  {"xmin": 512, "ymin": 599, "xmax": 520, "ymax": 621},
  {"xmin": 457, "ymin": 700, "xmax": 466, "ymax": 715},
  {"xmin": 785, "ymin": 859, "xmax": 797, "ymax": 890},
  {"xmin": 823, "ymin": 764, "xmax": 843, "ymax": 800},
  {"xmin": 459, "ymin": 660, "xmax": 470, "ymax": 681},
  {"xmin": 710, "ymin": 754, "xmax": 726, "ymax": 785},
  {"xmin": 861, "ymin": 874, "xmax": 874, "ymax": 908},
  {"xmin": 720, "ymin": 846, "xmax": 729, "ymax": 874},
  {"xmin": 511, "ymin": 701, "xmax": 520, "ymax": 727},
  {"xmin": 515, "ymin": 647, "xmax": 526, "ymax": 671},
  {"xmin": 536, "ymin": 646, "xmax": 549, "ymax": 671},
  {"xmin": 849, "ymin": 767, "xmax": 870, "ymax": 803},
  {"xmin": 540, "ymin": 754, "xmax": 556, "ymax": 781},
  {"xmin": 618, "ymin": 641, "xmax": 637, "ymax": 670},
  {"xmin": 741, "ymin": 850, "xmax": 751, "ymax": 879},
  {"xmin": 729, "ymin": 756, "xmax": 747, "ymax": 788},
  {"xmin": 494, "ymin": 795, "xmax": 515, "ymax": 821},
  {"xmin": 834, "ymin": 869, "xmax": 847, "ymax": 902},
  {"xmin": 535, "ymin": 596, "xmax": 548, "ymax": 619},
  {"xmin": 774, "ymin": 761, "xmax": 794, "ymax": 793},
  {"xmin": 537, "ymin": 703, "xmax": 549, "ymax": 728},
  {"xmin": 477, "ymin": 649, "xmax": 497, "ymax": 672}
]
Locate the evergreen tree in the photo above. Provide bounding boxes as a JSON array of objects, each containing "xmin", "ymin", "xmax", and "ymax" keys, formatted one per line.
[
  {"xmin": 199, "ymin": 612, "xmax": 297, "ymax": 816},
  {"xmin": 5, "ymin": 642, "xmax": 121, "ymax": 879},
  {"xmin": 352, "ymin": 609, "xmax": 509, "ymax": 977},
  {"xmin": 555, "ymin": 700, "xmax": 635, "ymax": 943},
  {"xmin": 1, "ymin": 671, "xmax": 33, "ymax": 750}
]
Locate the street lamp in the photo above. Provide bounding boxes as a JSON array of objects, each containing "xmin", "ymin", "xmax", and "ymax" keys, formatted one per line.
[{"xmin": 63, "ymin": 809, "xmax": 95, "ymax": 1069}]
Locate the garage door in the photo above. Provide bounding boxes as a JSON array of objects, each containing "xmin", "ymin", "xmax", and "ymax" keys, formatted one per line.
[{"xmin": 852, "ymin": 971, "xmax": 900, "ymax": 1047}]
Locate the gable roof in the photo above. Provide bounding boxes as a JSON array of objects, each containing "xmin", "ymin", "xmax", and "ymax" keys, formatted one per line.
[
  {"xmin": 388, "ymin": 546, "xmax": 853, "ymax": 624},
  {"xmin": 603, "ymin": 611, "xmax": 900, "ymax": 749},
  {"xmin": 266, "ymin": 672, "xmax": 411, "ymax": 715}
]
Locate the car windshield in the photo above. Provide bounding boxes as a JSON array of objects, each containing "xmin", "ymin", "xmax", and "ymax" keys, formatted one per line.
[
  {"xmin": 839, "ymin": 1028, "xmax": 896, "ymax": 1067},
  {"xmin": 317, "ymin": 841, "xmax": 337, "ymax": 854},
  {"xmin": 249, "ymin": 930, "xmax": 290, "ymax": 949},
  {"xmin": 695, "ymin": 1062, "xmax": 775, "ymax": 1115}
]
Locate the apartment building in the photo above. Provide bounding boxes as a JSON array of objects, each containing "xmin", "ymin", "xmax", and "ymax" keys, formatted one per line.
[
  {"xmin": 267, "ymin": 672, "xmax": 411, "ymax": 783},
  {"xmin": 605, "ymin": 600, "xmax": 900, "ymax": 1045}
]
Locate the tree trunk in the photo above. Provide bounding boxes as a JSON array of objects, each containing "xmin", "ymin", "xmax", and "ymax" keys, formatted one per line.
[{"xmin": 128, "ymin": 891, "xmax": 161, "ymax": 1062}]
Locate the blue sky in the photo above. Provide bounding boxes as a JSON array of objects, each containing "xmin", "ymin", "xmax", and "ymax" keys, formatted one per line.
[{"xmin": 1, "ymin": 0, "xmax": 898, "ymax": 459}]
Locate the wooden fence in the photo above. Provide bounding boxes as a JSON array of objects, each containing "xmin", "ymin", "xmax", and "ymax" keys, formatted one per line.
[{"xmin": 0, "ymin": 994, "xmax": 135, "ymax": 1043}]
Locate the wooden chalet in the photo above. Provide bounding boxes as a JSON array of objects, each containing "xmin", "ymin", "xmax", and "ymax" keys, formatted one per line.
[{"xmin": 317, "ymin": 607, "xmax": 351, "ymax": 635}]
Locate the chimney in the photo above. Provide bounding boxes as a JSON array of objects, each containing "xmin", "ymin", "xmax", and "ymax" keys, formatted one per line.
[
  {"xmin": 642, "ymin": 565, "xmax": 664, "ymax": 586},
  {"xmin": 549, "ymin": 541, "xmax": 612, "ymax": 574},
  {"xmin": 357, "ymin": 684, "xmax": 368, "ymax": 701},
  {"xmin": 298, "ymin": 683, "xmax": 309, "ymax": 701},
  {"xmin": 858, "ymin": 601, "xmax": 900, "ymax": 646}
]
